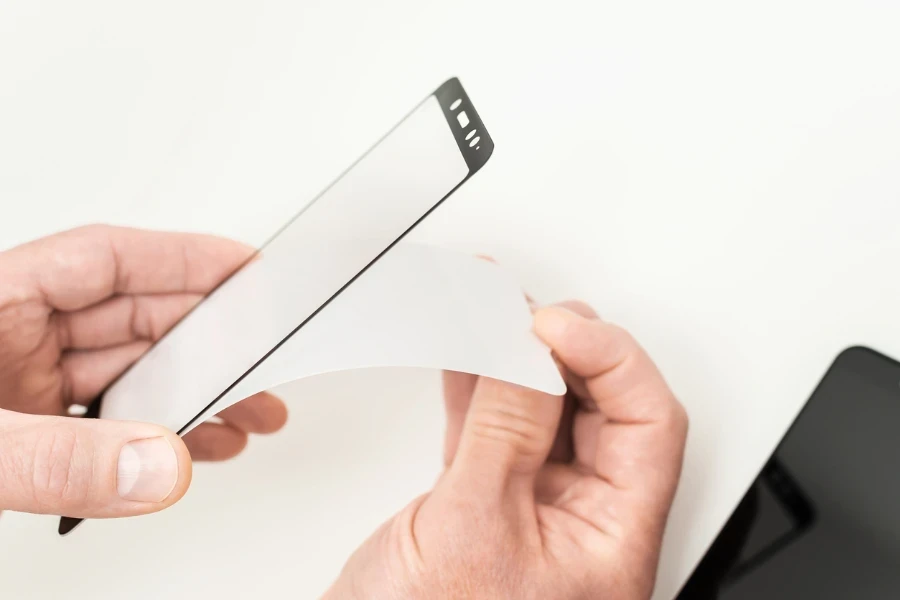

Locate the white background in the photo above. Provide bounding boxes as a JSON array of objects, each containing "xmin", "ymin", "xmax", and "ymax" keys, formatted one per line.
[{"xmin": 1, "ymin": 1, "xmax": 899, "ymax": 598}]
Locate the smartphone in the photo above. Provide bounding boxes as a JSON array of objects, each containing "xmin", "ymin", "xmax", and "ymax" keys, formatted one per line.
[
  {"xmin": 677, "ymin": 346, "xmax": 900, "ymax": 599},
  {"xmin": 59, "ymin": 77, "xmax": 494, "ymax": 535}
]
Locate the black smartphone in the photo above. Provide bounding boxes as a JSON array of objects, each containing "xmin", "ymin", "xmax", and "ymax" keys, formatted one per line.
[{"xmin": 676, "ymin": 346, "xmax": 900, "ymax": 599}]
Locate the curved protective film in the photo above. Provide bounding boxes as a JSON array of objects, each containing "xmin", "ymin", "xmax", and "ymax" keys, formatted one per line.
[
  {"xmin": 59, "ymin": 78, "xmax": 497, "ymax": 535},
  {"xmin": 99, "ymin": 79, "xmax": 490, "ymax": 434}
]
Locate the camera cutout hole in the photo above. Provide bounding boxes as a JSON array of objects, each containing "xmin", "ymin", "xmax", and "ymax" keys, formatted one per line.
[
  {"xmin": 457, "ymin": 111, "xmax": 469, "ymax": 128},
  {"xmin": 450, "ymin": 99, "xmax": 462, "ymax": 110},
  {"xmin": 465, "ymin": 129, "xmax": 477, "ymax": 140},
  {"xmin": 469, "ymin": 136, "xmax": 480, "ymax": 147}
]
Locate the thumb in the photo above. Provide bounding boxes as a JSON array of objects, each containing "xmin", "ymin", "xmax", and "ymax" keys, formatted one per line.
[{"xmin": 0, "ymin": 408, "xmax": 192, "ymax": 518}]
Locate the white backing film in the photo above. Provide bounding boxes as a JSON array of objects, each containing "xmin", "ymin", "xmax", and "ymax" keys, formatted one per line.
[
  {"xmin": 100, "ymin": 243, "xmax": 566, "ymax": 432},
  {"xmin": 186, "ymin": 243, "xmax": 567, "ymax": 432}
]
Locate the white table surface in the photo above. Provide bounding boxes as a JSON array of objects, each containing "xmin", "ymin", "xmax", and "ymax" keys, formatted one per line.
[{"xmin": 1, "ymin": 1, "xmax": 899, "ymax": 598}]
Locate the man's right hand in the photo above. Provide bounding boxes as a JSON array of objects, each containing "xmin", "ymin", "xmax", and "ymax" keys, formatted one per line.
[{"xmin": 325, "ymin": 301, "xmax": 689, "ymax": 599}]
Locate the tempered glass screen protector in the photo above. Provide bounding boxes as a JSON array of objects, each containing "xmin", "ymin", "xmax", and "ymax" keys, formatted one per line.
[{"xmin": 60, "ymin": 78, "xmax": 493, "ymax": 534}]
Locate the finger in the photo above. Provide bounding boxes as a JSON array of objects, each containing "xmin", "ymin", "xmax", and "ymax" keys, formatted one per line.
[
  {"xmin": 60, "ymin": 342, "xmax": 151, "ymax": 405},
  {"xmin": 547, "ymin": 393, "xmax": 577, "ymax": 463},
  {"xmin": 450, "ymin": 377, "xmax": 564, "ymax": 497},
  {"xmin": 560, "ymin": 367, "xmax": 594, "ymax": 412},
  {"xmin": 533, "ymin": 306, "xmax": 688, "ymax": 506},
  {"xmin": 571, "ymin": 410, "xmax": 608, "ymax": 473},
  {"xmin": 547, "ymin": 300, "xmax": 598, "ymax": 406},
  {"xmin": 534, "ymin": 464, "xmax": 626, "ymax": 540},
  {"xmin": 182, "ymin": 422, "xmax": 248, "ymax": 461},
  {"xmin": 0, "ymin": 408, "xmax": 192, "ymax": 518},
  {"xmin": 534, "ymin": 463, "xmax": 578, "ymax": 504},
  {"xmin": 215, "ymin": 392, "xmax": 288, "ymax": 434},
  {"xmin": 55, "ymin": 293, "xmax": 202, "ymax": 350},
  {"xmin": 442, "ymin": 370, "xmax": 478, "ymax": 466},
  {"xmin": 441, "ymin": 255, "xmax": 502, "ymax": 466},
  {"xmin": 2, "ymin": 225, "xmax": 252, "ymax": 311},
  {"xmin": 552, "ymin": 299, "xmax": 599, "ymax": 320}
]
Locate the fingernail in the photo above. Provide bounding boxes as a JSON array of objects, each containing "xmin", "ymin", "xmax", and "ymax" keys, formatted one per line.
[
  {"xmin": 117, "ymin": 437, "xmax": 178, "ymax": 503},
  {"xmin": 534, "ymin": 306, "xmax": 579, "ymax": 342}
]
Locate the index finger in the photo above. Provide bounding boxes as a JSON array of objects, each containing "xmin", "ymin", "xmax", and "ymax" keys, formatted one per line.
[
  {"xmin": 533, "ymin": 306, "xmax": 688, "ymax": 499},
  {"xmin": 2, "ymin": 225, "xmax": 253, "ymax": 311}
]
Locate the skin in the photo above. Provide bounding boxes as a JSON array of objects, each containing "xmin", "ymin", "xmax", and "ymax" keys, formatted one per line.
[
  {"xmin": 0, "ymin": 225, "xmax": 288, "ymax": 518},
  {"xmin": 0, "ymin": 226, "xmax": 688, "ymax": 598},
  {"xmin": 324, "ymin": 301, "xmax": 689, "ymax": 600}
]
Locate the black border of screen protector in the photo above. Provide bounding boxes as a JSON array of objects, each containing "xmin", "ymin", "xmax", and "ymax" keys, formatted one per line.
[
  {"xmin": 59, "ymin": 77, "xmax": 493, "ymax": 535},
  {"xmin": 675, "ymin": 346, "xmax": 900, "ymax": 598}
]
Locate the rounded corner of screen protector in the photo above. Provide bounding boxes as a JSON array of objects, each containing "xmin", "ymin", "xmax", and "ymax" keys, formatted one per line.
[
  {"xmin": 58, "ymin": 77, "xmax": 497, "ymax": 535},
  {"xmin": 434, "ymin": 77, "xmax": 494, "ymax": 175}
]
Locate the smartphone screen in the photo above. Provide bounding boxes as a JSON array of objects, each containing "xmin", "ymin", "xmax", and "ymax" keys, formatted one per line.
[
  {"xmin": 59, "ymin": 77, "xmax": 493, "ymax": 534},
  {"xmin": 677, "ymin": 347, "xmax": 900, "ymax": 599}
]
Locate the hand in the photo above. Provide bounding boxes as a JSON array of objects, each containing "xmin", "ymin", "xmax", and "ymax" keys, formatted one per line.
[
  {"xmin": 0, "ymin": 225, "xmax": 287, "ymax": 519},
  {"xmin": 325, "ymin": 301, "xmax": 688, "ymax": 600}
]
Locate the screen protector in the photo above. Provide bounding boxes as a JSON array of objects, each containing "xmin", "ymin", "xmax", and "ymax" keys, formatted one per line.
[{"xmin": 60, "ymin": 77, "xmax": 494, "ymax": 534}]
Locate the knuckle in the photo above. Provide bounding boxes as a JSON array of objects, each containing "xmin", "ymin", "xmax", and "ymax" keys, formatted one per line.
[
  {"xmin": 468, "ymin": 405, "xmax": 549, "ymax": 464},
  {"xmin": 68, "ymin": 223, "xmax": 112, "ymax": 242},
  {"xmin": 30, "ymin": 425, "xmax": 93, "ymax": 510},
  {"xmin": 661, "ymin": 395, "xmax": 689, "ymax": 434}
]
